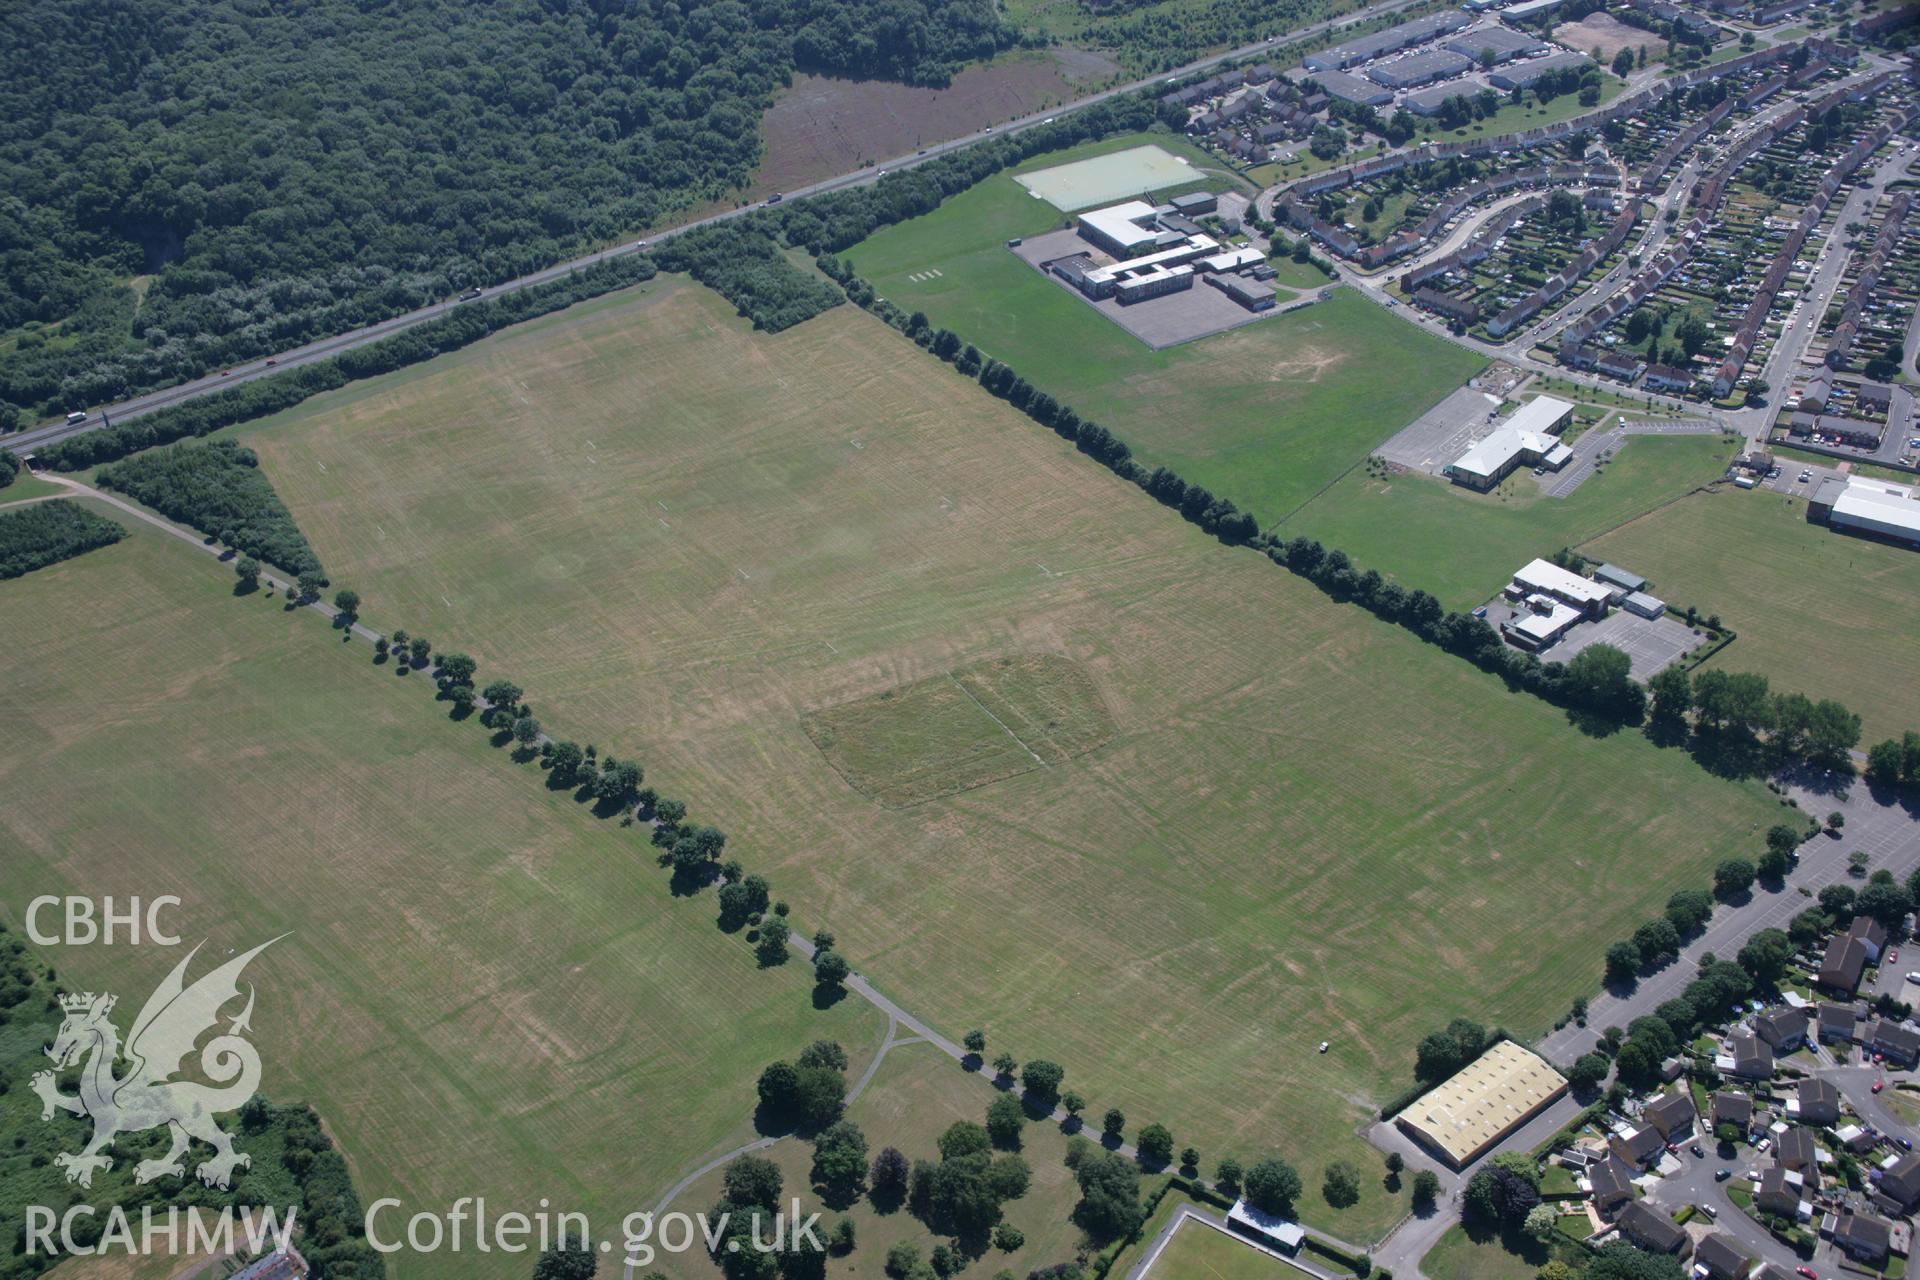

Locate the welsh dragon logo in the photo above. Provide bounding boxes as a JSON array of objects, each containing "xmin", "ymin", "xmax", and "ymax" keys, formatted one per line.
[{"xmin": 32, "ymin": 938, "xmax": 281, "ymax": 1190}]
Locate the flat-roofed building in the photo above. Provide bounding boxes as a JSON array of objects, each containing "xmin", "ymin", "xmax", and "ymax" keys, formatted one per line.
[
  {"xmin": 1076, "ymin": 201, "xmax": 1165, "ymax": 257},
  {"xmin": 1394, "ymin": 1040, "xmax": 1570, "ymax": 1168},
  {"xmin": 1367, "ymin": 48, "xmax": 1474, "ymax": 87},
  {"xmin": 1447, "ymin": 397, "xmax": 1577, "ymax": 490},
  {"xmin": 1504, "ymin": 597, "xmax": 1584, "ymax": 651},
  {"xmin": 1509, "ymin": 556, "xmax": 1612, "ymax": 614},
  {"xmin": 1077, "ymin": 234, "xmax": 1221, "ymax": 300},
  {"xmin": 1489, "ymin": 50, "xmax": 1594, "ymax": 89},
  {"xmin": 1310, "ymin": 69, "xmax": 1395, "ymax": 105},
  {"xmin": 1226, "ymin": 1198, "xmax": 1306, "ymax": 1251},
  {"xmin": 1592, "ymin": 563, "xmax": 1646, "ymax": 592},
  {"xmin": 1303, "ymin": 10, "xmax": 1474, "ymax": 69},
  {"xmin": 1622, "ymin": 591, "xmax": 1666, "ymax": 619},
  {"xmin": 1809, "ymin": 478, "xmax": 1920, "ymax": 550},
  {"xmin": 1444, "ymin": 25, "xmax": 1549, "ymax": 62},
  {"xmin": 1403, "ymin": 82, "xmax": 1482, "ymax": 115},
  {"xmin": 1217, "ymin": 275, "xmax": 1278, "ymax": 311}
]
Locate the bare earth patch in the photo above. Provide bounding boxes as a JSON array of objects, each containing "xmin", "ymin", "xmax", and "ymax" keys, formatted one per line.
[
  {"xmin": 753, "ymin": 50, "xmax": 1116, "ymax": 194},
  {"xmin": 1553, "ymin": 13, "xmax": 1666, "ymax": 61},
  {"xmin": 802, "ymin": 653, "xmax": 1114, "ymax": 807}
]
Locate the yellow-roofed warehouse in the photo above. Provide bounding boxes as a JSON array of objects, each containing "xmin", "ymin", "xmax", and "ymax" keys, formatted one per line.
[{"xmin": 1395, "ymin": 1040, "xmax": 1569, "ymax": 1168}]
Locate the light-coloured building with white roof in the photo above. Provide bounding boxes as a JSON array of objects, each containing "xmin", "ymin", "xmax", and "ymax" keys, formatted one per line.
[
  {"xmin": 1510, "ymin": 557, "xmax": 1612, "ymax": 612},
  {"xmin": 1446, "ymin": 396, "xmax": 1576, "ymax": 490},
  {"xmin": 1396, "ymin": 1040, "xmax": 1570, "ymax": 1168},
  {"xmin": 1819, "ymin": 479, "xmax": 1920, "ymax": 548}
]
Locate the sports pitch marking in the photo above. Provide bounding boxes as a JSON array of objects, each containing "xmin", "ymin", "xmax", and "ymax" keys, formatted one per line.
[{"xmin": 1014, "ymin": 144, "xmax": 1195, "ymax": 211}]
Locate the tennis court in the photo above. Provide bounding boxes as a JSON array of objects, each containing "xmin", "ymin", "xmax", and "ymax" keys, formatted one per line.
[{"xmin": 1015, "ymin": 144, "xmax": 1195, "ymax": 210}]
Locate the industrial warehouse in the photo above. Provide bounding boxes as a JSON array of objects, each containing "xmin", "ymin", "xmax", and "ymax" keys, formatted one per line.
[
  {"xmin": 1396, "ymin": 1040, "xmax": 1570, "ymax": 1169},
  {"xmin": 1808, "ymin": 476, "xmax": 1920, "ymax": 549}
]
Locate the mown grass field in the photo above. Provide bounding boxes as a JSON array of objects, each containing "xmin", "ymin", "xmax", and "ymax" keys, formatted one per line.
[
  {"xmin": 802, "ymin": 654, "xmax": 1114, "ymax": 807},
  {"xmin": 225, "ymin": 277, "xmax": 1783, "ymax": 1242},
  {"xmin": 1282, "ymin": 434, "xmax": 1738, "ymax": 609},
  {"xmin": 1582, "ymin": 486, "xmax": 1920, "ymax": 744},
  {"xmin": 0, "ymin": 512, "xmax": 886, "ymax": 1280},
  {"xmin": 652, "ymin": 1040, "xmax": 1108, "ymax": 1280},
  {"xmin": 844, "ymin": 134, "xmax": 1485, "ymax": 522}
]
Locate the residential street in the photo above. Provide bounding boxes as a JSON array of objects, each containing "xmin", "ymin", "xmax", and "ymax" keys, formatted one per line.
[{"xmin": 1539, "ymin": 768, "xmax": 1920, "ymax": 1066}]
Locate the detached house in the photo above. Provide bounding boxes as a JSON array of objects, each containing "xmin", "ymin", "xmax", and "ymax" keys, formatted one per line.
[
  {"xmin": 1818, "ymin": 935, "xmax": 1870, "ymax": 994},
  {"xmin": 1754, "ymin": 1007, "xmax": 1808, "ymax": 1053},
  {"xmin": 1617, "ymin": 1201, "xmax": 1690, "ymax": 1256},
  {"xmin": 1867, "ymin": 1019, "xmax": 1920, "ymax": 1068},
  {"xmin": 1717, "ymin": 1032, "xmax": 1774, "ymax": 1081},
  {"xmin": 1711, "ymin": 1091, "xmax": 1752, "ymax": 1135},
  {"xmin": 1756, "ymin": 1164, "xmax": 1808, "ymax": 1219},
  {"xmin": 1790, "ymin": 1078, "xmax": 1840, "ymax": 1127},
  {"xmin": 1642, "ymin": 1091, "xmax": 1694, "ymax": 1140},
  {"xmin": 1835, "ymin": 1211, "xmax": 1894, "ymax": 1266},
  {"xmin": 1818, "ymin": 1002, "xmax": 1858, "ymax": 1045},
  {"xmin": 1588, "ymin": 1153, "xmax": 1637, "ymax": 1214},
  {"xmin": 1694, "ymin": 1232, "xmax": 1752, "ymax": 1280}
]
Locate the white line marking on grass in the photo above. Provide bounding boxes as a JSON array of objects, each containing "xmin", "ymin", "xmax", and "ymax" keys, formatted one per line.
[
  {"xmin": 657, "ymin": 500, "xmax": 668, "ymax": 511},
  {"xmin": 823, "ymin": 641, "xmax": 838, "ymax": 655},
  {"xmin": 375, "ymin": 525, "xmax": 386, "ymax": 537},
  {"xmin": 949, "ymin": 671, "xmax": 1044, "ymax": 767},
  {"xmin": 737, "ymin": 568, "xmax": 750, "ymax": 581},
  {"xmin": 317, "ymin": 462, "xmax": 327, "ymax": 472},
  {"xmin": 658, "ymin": 517, "xmax": 671, "ymax": 529},
  {"xmin": 442, "ymin": 596, "xmax": 452, "ymax": 607}
]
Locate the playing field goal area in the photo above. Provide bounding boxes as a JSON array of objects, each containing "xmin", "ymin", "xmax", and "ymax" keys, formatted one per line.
[{"xmin": 1014, "ymin": 144, "xmax": 1196, "ymax": 211}]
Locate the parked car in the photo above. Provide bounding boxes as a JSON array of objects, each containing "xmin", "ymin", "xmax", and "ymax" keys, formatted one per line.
[
  {"xmin": 1690, "ymin": 1143, "xmax": 1705, "ymax": 1157},
  {"xmin": 1702, "ymin": 1204, "xmax": 1718, "ymax": 1219},
  {"xmin": 1899, "ymin": 1136, "xmax": 1914, "ymax": 1151},
  {"xmin": 1715, "ymin": 1168, "xmax": 1733, "ymax": 1181},
  {"xmin": 1873, "ymin": 1079, "xmax": 1886, "ymax": 1093},
  {"xmin": 1796, "ymin": 1267, "xmax": 1817, "ymax": 1279}
]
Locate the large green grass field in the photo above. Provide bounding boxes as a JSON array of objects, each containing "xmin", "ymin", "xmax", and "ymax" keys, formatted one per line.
[
  {"xmin": 1582, "ymin": 486, "xmax": 1920, "ymax": 744},
  {"xmin": 222, "ymin": 275, "xmax": 1780, "ymax": 1242},
  {"xmin": 1283, "ymin": 433, "xmax": 1739, "ymax": 610},
  {"xmin": 845, "ymin": 133, "xmax": 1486, "ymax": 522},
  {"xmin": 0, "ymin": 511, "xmax": 886, "ymax": 1280}
]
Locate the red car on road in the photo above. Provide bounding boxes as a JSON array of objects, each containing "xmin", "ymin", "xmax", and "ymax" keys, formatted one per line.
[{"xmin": 1874, "ymin": 1079, "xmax": 1886, "ymax": 1093}]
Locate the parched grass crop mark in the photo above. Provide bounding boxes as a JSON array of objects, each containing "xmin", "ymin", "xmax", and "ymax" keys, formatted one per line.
[{"xmin": 948, "ymin": 668, "xmax": 1046, "ymax": 768}]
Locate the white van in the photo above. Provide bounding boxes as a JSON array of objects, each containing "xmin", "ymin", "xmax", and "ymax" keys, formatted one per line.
[{"xmin": 65, "ymin": 410, "xmax": 87, "ymax": 425}]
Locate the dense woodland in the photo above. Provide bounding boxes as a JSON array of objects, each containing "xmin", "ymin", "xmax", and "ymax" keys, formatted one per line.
[
  {"xmin": 0, "ymin": 0, "xmax": 1019, "ymax": 421},
  {"xmin": 96, "ymin": 439, "xmax": 320, "ymax": 576},
  {"xmin": 0, "ymin": 499, "xmax": 125, "ymax": 579}
]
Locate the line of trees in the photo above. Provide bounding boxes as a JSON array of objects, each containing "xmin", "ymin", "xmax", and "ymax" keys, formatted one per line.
[
  {"xmin": 0, "ymin": 499, "xmax": 126, "ymax": 579},
  {"xmin": 96, "ymin": 439, "xmax": 323, "ymax": 577},
  {"xmin": 35, "ymin": 253, "xmax": 661, "ymax": 471}
]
